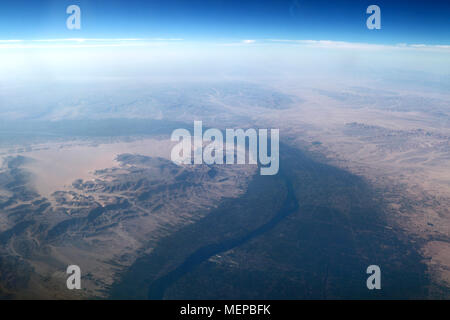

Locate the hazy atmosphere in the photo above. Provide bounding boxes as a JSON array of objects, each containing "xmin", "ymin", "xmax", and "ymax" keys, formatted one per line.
[{"xmin": 0, "ymin": 0, "xmax": 449, "ymax": 300}]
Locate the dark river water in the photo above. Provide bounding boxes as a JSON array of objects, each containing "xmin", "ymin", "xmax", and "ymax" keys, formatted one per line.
[
  {"xmin": 110, "ymin": 144, "xmax": 430, "ymax": 299},
  {"xmin": 147, "ymin": 171, "xmax": 298, "ymax": 299}
]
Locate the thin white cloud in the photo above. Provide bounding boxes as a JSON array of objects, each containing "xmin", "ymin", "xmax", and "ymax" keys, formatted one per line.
[
  {"xmin": 267, "ymin": 39, "xmax": 450, "ymax": 51},
  {"xmin": 218, "ymin": 39, "xmax": 259, "ymax": 46},
  {"xmin": 31, "ymin": 38, "xmax": 183, "ymax": 42},
  {"xmin": 1, "ymin": 38, "xmax": 448, "ymax": 52},
  {"xmin": 0, "ymin": 38, "xmax": 183, "ymax": 49}
]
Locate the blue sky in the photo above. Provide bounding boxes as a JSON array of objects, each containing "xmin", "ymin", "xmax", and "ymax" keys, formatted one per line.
[{"xmin": 0, "ymin": 0, "xmax": 449, "ymax": 44}]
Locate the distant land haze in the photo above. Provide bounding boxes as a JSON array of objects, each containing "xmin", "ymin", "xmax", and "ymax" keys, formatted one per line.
[{"xmin": 0, "ymin": 0, "xmax": 448, "ymax": 298}]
